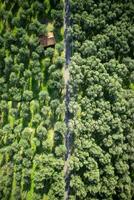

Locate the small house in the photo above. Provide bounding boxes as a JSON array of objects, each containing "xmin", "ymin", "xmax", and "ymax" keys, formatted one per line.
[{"xmin": 39, "ymin": 32, "xmax": 56, "ymax": 47}]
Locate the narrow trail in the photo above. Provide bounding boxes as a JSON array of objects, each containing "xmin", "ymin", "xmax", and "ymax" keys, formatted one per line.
[{"xmin": 63, "ymin": 0, "xmax": 71, "ymax": 199}]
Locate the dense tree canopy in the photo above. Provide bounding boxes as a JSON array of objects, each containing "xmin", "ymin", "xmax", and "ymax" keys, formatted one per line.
[{"xmin": 68, "ymin": 0, "xmax": 134, "ymax": 199}]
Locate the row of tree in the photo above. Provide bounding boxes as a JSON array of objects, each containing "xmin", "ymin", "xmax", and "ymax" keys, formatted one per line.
[{"xmin": 0, "ymin": 0, "xmax": 66, "ymax": 199}]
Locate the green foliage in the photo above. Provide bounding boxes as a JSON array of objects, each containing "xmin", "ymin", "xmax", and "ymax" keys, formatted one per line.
[
  {"xmin": 0, "ymin": 0, "xmax": 134, "ymax": 199},
  {"xmin": 0, "ymin": 0, "xmax": 65, "ymax": 199},
  {"xmin": 68, "ymin": 0, "xmax": 134, "ymax": 199}
]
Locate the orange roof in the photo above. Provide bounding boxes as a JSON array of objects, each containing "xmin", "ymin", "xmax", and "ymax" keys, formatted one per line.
[
  {"xmin": 39, "ymin": 32, "xmax": 56, "ymax": 47},
  {"xmin": 47, "ymin": 32, "xmax": 54, "ymax": 38}
]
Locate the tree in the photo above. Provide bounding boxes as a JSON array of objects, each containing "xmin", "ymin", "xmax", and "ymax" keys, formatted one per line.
[
  {"xmin": 39, "ymin": 91, "xmax": 50, "ymax": 104},
  {"xmin": 22, "ymin": 90, "xmax": 33, "ymax": 101},
  {"xmin": 45, "ymin": 48, "xmax": 54, "ymax": 59},
  {"xmin": 36, "ymin": 125, "xmax": 47, "ymax": 140},
  {"xmin": 55, "ymin": 43, "xmax": 64, "ymax": 55}
]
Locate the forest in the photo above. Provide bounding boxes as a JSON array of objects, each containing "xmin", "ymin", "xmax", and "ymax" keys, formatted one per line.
[
  {"xmin": 0, "ymin": 0, "xmax": 134, "ymax": 200},
  {"xmin": 68, "ymin": 0, "xmax": 134, "ymax": 199}
]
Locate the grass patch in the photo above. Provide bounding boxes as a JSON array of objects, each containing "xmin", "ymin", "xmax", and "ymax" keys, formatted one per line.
[
  {"xmin": 130, "ymin": 83, "xmax": 134, "ymax": 90},
  {"xmin": 27, "ymin": 161, "xmax": 36, "ymax": 200},
  {"xmin": 0, "ymin": 20, "xmax": 4, "ymax": 32},
  {"xmin": 60, "ymin": 27, "xmax": 64, "ymax": 37},
  {"xmin": 45, "ymin": 0, "xmax": 51, "ymax": 14},
  {"xmin": 47, "ymin": 129, "xmax": 54, "ymax": 149},
  {"xmin": 8, "ymin": 101, "xmax": 14, "ymax": 128},
  {"xmin": 10, "ymin": 165, "xmax": 16, "ymax": 200},
  {"xmin": 43, "ymin": 194, "xmax": 49, "ymax": 200},
  {"xmin": 47, "ymin": 22, "xmax": 54, "ymax": 32}
]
